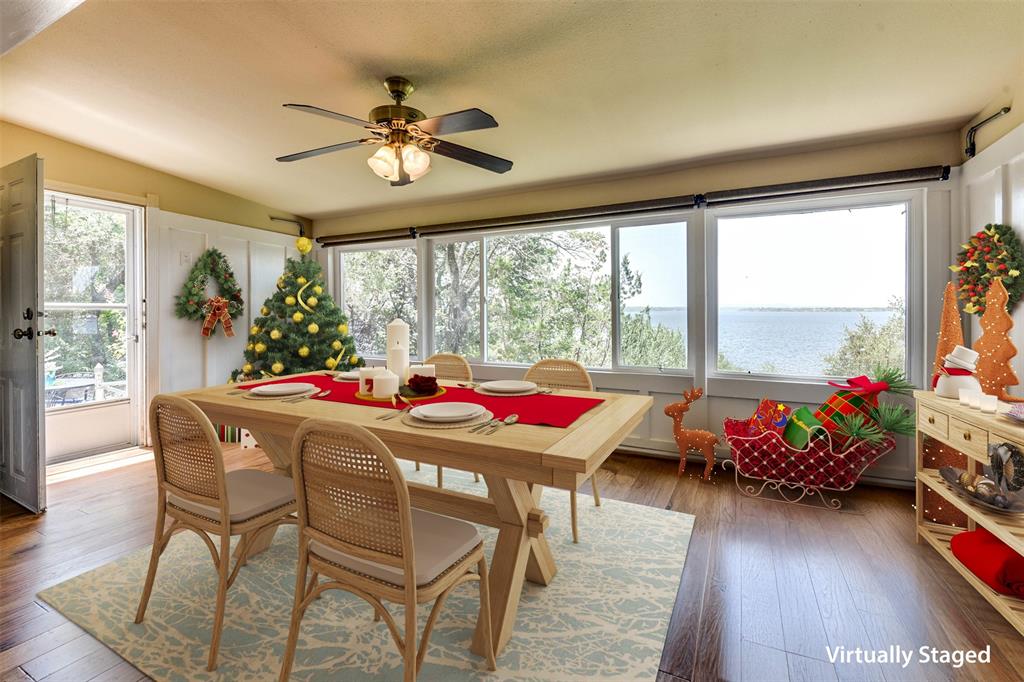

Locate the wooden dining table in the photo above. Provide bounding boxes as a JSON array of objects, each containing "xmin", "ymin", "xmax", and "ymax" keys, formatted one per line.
[{"xmin": 173, "ymin": 372, "xmax": 652, "ymax": 656}]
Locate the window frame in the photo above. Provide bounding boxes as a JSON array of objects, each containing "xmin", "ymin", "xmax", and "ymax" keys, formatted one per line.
[{"xmin": 704, "ymin": 186, "xmax": 925, "ymax": 396}]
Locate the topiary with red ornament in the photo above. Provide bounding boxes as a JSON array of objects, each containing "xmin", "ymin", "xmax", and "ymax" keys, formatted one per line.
[{"xmin": 949, "ymin": 224, "xmax": 1024, "ymax": 315}]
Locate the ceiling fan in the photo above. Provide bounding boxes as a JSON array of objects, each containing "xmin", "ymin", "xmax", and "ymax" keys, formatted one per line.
[{"xmin": 277, "ymin": 76, "xmax": 513, "ymax": 186}]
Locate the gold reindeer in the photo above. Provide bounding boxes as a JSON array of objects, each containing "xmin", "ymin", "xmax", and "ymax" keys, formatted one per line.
[{"xmin": 664, "ymin": 388, "xmax": 719, "ymax": 480}]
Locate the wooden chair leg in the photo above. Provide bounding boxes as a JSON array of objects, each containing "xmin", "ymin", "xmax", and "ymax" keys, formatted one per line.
[
  {"xmin": 436, "ymin": 466, "xmax": 444, "ymax": 488},
  {"xmin": 207, "ymin": 533, "xmax": 231, "ymax": 671},
  {"xmin": 403, "ymin": 601, "xmax": 417, "ymax": 682},
  {"xmin": 415, "ymin": 461, "xmax": 421, "ymax": 471},
  {"xmin": 477, "ymin": 557, "xmax": 497, "ymax": 671},
  {"xmin": 134, "ymin": 505, "xmax": 167, "ymax": 624},
  {"xmin": 279, "ymin": 551, "xmax": 309, "ymax": 681},
  {"xmin": 591, "ymin": 476, "xmax": 601, "ymax": 507},
  {"xmin": 569, "ymin": 489, "xmax": 579, "ymax": 544}
]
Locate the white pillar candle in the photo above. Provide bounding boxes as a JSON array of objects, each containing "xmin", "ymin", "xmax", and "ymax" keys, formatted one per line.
[
  {"xmin": 408, "ymin": 364, "xmax": 435, "ymax": 379},
  {"xmin": 387, "ymin": 347, "xmax": 409, "ymax": 384},
  {"xmin": 967, "ymin": 391, "xmax": 982, "ymax": 409},
  {"xmin": 358, "ymin": 367, "xmax": 384, "ymax": 395},
  {"xmin": 958, "ymin": 388, "xmax": 975, "ymax": 406},
  {"xmin": 385, "ymin": 318, "xmax": 410, "ymax": 382},
  {"xmin": 372, "ymin": 370, "xmax": 399, "ymax": 399}
]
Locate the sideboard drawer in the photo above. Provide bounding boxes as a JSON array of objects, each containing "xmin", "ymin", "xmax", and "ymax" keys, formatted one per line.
[
  {"xmin": 948, "ymin": 417, "xmax": 989, "ymax": 462},
  {"xmin": 918, "ymin": 404, "xmax": 948, "ymax": 439}
]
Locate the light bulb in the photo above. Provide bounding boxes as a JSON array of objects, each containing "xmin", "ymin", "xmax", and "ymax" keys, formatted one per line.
[
  {"xmin": 367, "ymin": 144, "xmax": 399, "ymax": 181},
  {"xmin": 401, "ymin": 144, "xmax": 431, "ymax": 180}
]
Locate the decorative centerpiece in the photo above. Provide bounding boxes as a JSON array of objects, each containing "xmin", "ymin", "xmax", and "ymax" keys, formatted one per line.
[
  {"xmin": 354, "ymin": 319, "xmax": 444, "ymax": 402},
  {"xmin": 934, "ymin": 345, "xmax": 982, "ymax": 399}
]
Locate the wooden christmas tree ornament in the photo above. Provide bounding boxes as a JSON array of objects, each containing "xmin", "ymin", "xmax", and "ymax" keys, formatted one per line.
[
  {"xmin": 973, "ymin": 277, "xmax": 1024, "ymax": 402},
  {"xmin": 933, "ymin": 281, "xmax": 965, "ymax": 377}
]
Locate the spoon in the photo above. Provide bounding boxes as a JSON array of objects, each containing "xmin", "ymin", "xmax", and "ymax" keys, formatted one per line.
[
  {"xmin": 486, "ymin": 414, "xmax": 519, "ymax": 435},
  {"xmin": 470, "ymin": 418, "xmax": 500, "ymax": 433}
]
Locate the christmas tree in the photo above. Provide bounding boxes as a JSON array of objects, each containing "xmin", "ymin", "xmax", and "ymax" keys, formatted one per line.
[
  {"xmin": 932, "ymin": 281, "xmax": 964, "ymax": 377},
  {"xmin": 973, "ymin": 277, "xmax": 1024, "ymax": 402},
  {"xmin": 231, "ymin": 237, "xmax": 364, "ymax": 381}
]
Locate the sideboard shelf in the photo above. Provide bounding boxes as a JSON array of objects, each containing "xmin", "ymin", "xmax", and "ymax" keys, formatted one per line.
[{"xmin": 914, "ymin": 390, "xmax": 1024, "ymax": 637}]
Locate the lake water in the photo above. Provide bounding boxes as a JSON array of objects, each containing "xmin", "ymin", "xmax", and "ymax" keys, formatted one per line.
[{"xmin": 638, "ymin": 307, "xmax": 894, "ymax": 375}]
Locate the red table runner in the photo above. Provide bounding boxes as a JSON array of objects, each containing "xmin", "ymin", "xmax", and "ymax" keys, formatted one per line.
[{"xmin": 239, "ymin": 374, "xmax": 604, "ymax": 428}]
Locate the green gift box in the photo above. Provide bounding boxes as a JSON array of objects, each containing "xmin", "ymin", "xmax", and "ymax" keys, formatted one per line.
[{"xmin": 782, "ymin": 406, "xmax": 823, "ymax": 448}]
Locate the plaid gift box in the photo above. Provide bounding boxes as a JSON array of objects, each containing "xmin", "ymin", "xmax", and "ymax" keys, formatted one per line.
[
  {"xmin": 813, "ymin": 389, "xmax": 880, "ymax": 435},
  {"xmin": 782, "ymin": 406, "xmax": 824, "ymax": 448}
]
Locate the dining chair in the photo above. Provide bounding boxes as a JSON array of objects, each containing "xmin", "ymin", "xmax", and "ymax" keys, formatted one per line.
[
  {"xmin": 135, "ymin": 395, "xmax": 298, "ymax": 671},
  {"xmin": 524, "ymin": 358, "xmax": 601, "ymax": 543},
  {"xmin": 279, "ymin": 419, "xmax": 496, "ymax": 682},
  {"xmin": 422, "ymin": 353, "xmax": 479, "ymax": 485}
]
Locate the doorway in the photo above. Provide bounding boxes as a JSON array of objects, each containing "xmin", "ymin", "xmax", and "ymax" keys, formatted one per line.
[{"xmin": 42, "ymin": 190, "xmax": 145, "ymax": 462}]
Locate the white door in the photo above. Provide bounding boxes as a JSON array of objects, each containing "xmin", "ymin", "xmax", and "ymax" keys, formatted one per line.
[{"xmin": 0, "ymin": 155, "xmax": 46, "ymax": 513}]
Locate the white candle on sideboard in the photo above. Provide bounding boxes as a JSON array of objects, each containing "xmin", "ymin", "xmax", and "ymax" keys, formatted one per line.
[{"xmin": 372, "ymin": 370, "xmax": 399, "ymax": 399}]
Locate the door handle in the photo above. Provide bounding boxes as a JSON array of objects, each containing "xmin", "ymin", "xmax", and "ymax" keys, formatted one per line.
[
  {"xmin": 41, "ymin": 328, "xmax": 57, "ymax": 337},
  {"xmin": 12, "ymin": 327, "xmax": 34, "ymax": 340}
]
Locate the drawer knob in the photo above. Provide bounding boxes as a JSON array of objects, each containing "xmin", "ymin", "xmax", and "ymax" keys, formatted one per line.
[
  {"xmin": 927, "ymin": 416, "xmax": 935, "ymax": 424},
  {"xmin": 963, "ymin": 432, "xmax": 972, "ymax": 441}
]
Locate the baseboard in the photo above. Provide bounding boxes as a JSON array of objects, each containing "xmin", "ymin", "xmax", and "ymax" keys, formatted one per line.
[{"xmin": 46, "ymin": 447, "xmax": 153, "ymax": 483}]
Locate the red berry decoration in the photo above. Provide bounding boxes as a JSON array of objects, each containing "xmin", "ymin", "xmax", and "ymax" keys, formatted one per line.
[{"xmin": 952, "ymin": 224, "xmax": 1024, "ymax": 315}]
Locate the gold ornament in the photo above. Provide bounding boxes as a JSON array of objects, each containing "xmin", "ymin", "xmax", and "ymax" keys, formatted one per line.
[
  {"xmin": 254, "ymin": 342, "xmax": 267, "ymax": 354},
  {"xmin": 249, "ymin": 325, "xmax": 260, "ymax": 336},
  {"xmin": 331, "ymin": 340, "xmax": 343, "ymax": 351},
  {"xmin": 296, "ymin": 237, "xmax": 313, "ymax": 255},
  {"xmin": 246, "ymin": 343, "xmax": 254, "ymax": 351},
  {"xmin": 271, "ymin": 361, "xmax": 285, "ymax": 374},
  {"xmin": 242, "ymin": 363, "xmax": 253, "ymax": 374},
  {"xmin": 292, "ymin": 311, "xmax": 304, "ymax": 323},
  {"xmin": 298, "ymin": 346, "xmax": 310, "ymax": 357},
  {"xmin": 296, "ymin": 276, "xmax": 307, "ymax": 285},
  {"xmin": 270, "ymin": 329, "xmax": 282, "ymax": 340},
  {"xmin": 349, "ymin": 354, "xmax": 359, "ymax": 365},
  {"xmin": 313, "ymin": 285, "xmax": 323, "ymax": 295},
  {"xmin": 325, "ymin": 357, "xmax": 337, "ymax": 369},
  {"xmin": 307, "ymin": 296, "xmax": 318, "ymax": 307},
  {"xmin": 285, "ymin": 295, "xmax": 296, "ymax": 306},
  {"xmin": 260, "ymin": 306, "xmax": 269, "ymax": 316},
  {"xmin": 307, "ymin": 323, "xmax": 319, "ymax": 334},
  {"xmin": 276, "ymin": 277, "xmax": 284, "ymax": 289},
  {"xmin": 337, "ymin": 323, "xmax": 348, "ymax": 334}
]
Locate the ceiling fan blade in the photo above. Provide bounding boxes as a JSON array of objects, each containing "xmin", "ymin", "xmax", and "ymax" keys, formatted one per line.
[
  {"xmin": 283, "ymin": 103, "xmax": 377, "ymax": 129},
  {"xmin": 411, "ymin": 108, "xmax": 498, "ymax": 136},
  {"xmin": 427, "ymin": 139, "xmax": 513, "ymax": 173},
  {"xmin": 276, "ymin": 139, "xmax": 377, "ymax": 163}
]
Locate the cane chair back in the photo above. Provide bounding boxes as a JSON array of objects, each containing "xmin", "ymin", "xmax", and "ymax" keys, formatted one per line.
[
  {"xmin": 149, "ymin": 395, "xmax": 226, "ymax": 505},
  {"xmin": 524, "ymin": 358, "xmax": 593, "ymax": 391},
  {"xmin": 424, "ymin": 353, "xmax": 473, "ymax": 382},
  {"xmin": 292, "ymin": 419, "xmax": 415, "ymax": 576}
]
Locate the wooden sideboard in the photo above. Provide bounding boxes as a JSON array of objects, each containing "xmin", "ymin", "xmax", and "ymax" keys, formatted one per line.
[{"xmin": 914, "ymin": 390, "xmax": 1024, "ymax": 636}]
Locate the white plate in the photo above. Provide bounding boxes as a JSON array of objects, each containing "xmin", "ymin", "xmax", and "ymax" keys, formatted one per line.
[
  {"xmin": 479, "ymin": 380, "xmax": 537, "ymax": 394},
  {"xmin": 250, "ymin": 382, "xmax": 316, "ymax": 397},
  {"xmin": 332, "ymin": 371, "xmax": 360, "ymax": 382},
  {"xmin": 410, "ymin": 402, "xmax": 486, "ymax": 423}
]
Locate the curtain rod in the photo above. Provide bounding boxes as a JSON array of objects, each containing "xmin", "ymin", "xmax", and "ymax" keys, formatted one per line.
[{"xmin": 316, "ymin": 164, "xmax": 950, "ymax": 247}]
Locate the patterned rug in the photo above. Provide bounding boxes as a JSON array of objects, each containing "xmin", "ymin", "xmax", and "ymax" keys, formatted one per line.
[{"xmin": 38, "ymin": 463, "xmax": 693, "ymax": 681}]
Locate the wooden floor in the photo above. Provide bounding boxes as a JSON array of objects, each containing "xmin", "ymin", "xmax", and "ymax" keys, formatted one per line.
[{"xmin": 2, "ymin": 449, "xmax": 1022, "ymax": 682}]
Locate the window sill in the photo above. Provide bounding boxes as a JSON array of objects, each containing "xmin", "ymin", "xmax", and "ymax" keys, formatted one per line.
[{"xmin": 45, "ymin": 398, "xmax": 130, "ymax": 414}]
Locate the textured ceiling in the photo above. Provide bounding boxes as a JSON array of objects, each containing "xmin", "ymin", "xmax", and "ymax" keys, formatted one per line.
[{"xmin": 1, "ymin": 1, "xmax": 1022, "ymax": 219}]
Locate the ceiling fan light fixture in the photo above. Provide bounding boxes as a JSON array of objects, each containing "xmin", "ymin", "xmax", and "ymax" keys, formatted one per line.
[
  {"xmin": 402, "ymin": 143, "xmax": 431, "ymax": 180},
  {"xmin": 367, "ymin": 143, "xmax": 399, "ymax": 181}
]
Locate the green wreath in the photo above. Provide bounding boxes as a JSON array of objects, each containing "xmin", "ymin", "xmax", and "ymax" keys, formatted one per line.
[
  {"xmin": 174, "ymin": 248, "xmax": 244, "ymax": 331},
  {"xmin": 951, "ymin": 224, "xmax": 1024, "ymax": 315}
]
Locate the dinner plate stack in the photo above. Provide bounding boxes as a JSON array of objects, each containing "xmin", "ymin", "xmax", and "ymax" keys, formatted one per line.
[
  {"xmin": 475, "ymin": 380, "xmax": 538, "ymax": 397},
  {"xmin": 245, "ymin": 382, "xmax": 316, "ymax": 400},
  {"xmin": 409, "ymin": 402, "xmax": 486, "ymax": 423}
]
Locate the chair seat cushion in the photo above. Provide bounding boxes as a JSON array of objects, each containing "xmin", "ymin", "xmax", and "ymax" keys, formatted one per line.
[
  {"xmin": 311, "ymin": 508, "xmax": 481, "ymax": 587},
  {"xmin": 168, "ymin": 469, "xmax": 295, "ymax": 523}
]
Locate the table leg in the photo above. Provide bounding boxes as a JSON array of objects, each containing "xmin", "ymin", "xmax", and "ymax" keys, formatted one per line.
[
  {"xmin": 472, "ymin": 475, "xmax": 555, "ymax": 657},
  {"xmin": 238, "ymin": 430, "xmax": 294, "ymax": 559},
  {"xmin": 525, "ymin": 483, "xmax": 556, "ymax": 585}
]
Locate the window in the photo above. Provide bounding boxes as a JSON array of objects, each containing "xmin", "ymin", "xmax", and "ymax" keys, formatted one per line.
[
  {"xmin": 339, "ymin": 246, "xmax": 418, "ymax": 356},
  {"xmin": 618, "ymin": 222, "xmax": 687, "ymax": 369},
  {"xmin": 43, "ymin": 192, "xmax": 136, "ymax": 408},
  {"xmin": 485, "ymin": 226, "xmax": 612, "ymax": 367},
  {"xmin": 715, "ymin": 202, "xmax": 907, "ymax": 377},
  {"xmin": 434, "ymin": 239, "xmax": 481, "ymax": 358}
]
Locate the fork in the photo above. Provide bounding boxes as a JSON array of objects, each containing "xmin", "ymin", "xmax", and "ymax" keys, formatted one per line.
[
  {"xmin": 378, "ymin": 405, "xmax": 411, "ymax": 421},
  {"xmin": 470, "ymin": 418, "xmax": 500, "ymax": 433},
  {"xmin": 484, "ymin": 414, "xmax": 519, "ymax": 435},
  {"xmin": 284, "ymin": 389, "xmax": 330, "ymax": 403}
]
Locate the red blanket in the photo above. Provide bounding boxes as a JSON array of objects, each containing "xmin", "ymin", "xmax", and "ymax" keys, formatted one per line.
[
  {"xmin": 239, "ymin": 374, "xmax": 604, "ymax": 428},
  {"xmin": 949, "ymin": 527, "xmax": 1024, "ymax": 597}
]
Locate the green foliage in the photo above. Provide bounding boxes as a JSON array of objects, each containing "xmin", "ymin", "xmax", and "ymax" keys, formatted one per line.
[
  {"xmin": 342, "ymin": 248, "xmax": 419, "ymax": 355},
  {"xmin": 870, "ymin": 403, "xmax": 916, "ymax": 437},
  {"xmin": 173, "ymin": 248, "xmax": 244, "ymax": 330},
  {"xmin": 231, "ymin": 255, "xmax": 363, "ymax": 381},
  {"xmin": 952, "ymin": 224, "xmax": 1024, "ymax": 315},
  {"xmin": 871, "ymin": 365, "xmax": 914, "ymax": 394},
  {"xmin": 834, "ymin": 412, "xmax": 885, "ymax": 450},
  {"xmin": 822, "ymin": 297, "xmax": 906, "ymax": 377}
]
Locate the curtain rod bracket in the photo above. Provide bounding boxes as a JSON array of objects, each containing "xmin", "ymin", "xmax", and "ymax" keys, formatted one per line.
[
  {"xmin": 965, "ymin": 107, "xmax": 1011, "ymax": 158},
  {"xmin": 270, "ymin": 216, "xmax": 305, "ymax": 236}
]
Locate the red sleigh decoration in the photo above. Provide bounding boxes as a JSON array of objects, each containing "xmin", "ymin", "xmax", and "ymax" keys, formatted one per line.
[{"xmin": 722, "ymin": 418, "xmax": 894, "ymax": 509}]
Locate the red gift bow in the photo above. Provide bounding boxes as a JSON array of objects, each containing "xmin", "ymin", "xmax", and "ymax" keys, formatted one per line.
[
  {"xmin": 826, "ymin": 375, "xmax": 889, "ymax": 395},
  {"xmin": 201, "ymin": 296, "xmax": 234, "ymax": 337},
  {"xmin": 931, "ymin": 365, "xmax": 973, "ymax": 388}
]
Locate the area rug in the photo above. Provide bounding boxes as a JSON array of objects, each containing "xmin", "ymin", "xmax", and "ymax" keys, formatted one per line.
[{"xmin": 38, "ymin": 464, "xmax": 693, "ymax": 681}]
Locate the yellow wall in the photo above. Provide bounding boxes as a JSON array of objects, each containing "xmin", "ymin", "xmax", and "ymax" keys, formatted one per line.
[
  {"xmin": 0, "ymin": 121, "xmax": 310, "ymax": 234},
  {"xmin": 960, "ymin": 66, "xmax": 1024, "ymax": 160},
  {"xmin": 314, "ymin": 130, "xmax": 962, "ymax": 237}
]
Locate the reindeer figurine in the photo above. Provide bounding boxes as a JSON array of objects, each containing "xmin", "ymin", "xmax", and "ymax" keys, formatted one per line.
[{"xmin": 664, "ymin": 388, "xmax": 719, "ymax": 480}]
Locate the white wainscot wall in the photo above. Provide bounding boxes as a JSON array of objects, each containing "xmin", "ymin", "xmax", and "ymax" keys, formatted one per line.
[{"xmin": 146, "ymin": 210, "xmax": 296, "ymax": 401}]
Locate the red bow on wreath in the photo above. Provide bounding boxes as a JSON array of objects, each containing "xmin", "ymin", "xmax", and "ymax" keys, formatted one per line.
[
  {"xmin": 827, "ymin": 375, "xmax": 889, "ymax": 395},
  {"xmin": 202, "ymin": 296, "xmax": 235, "ymax": 337}
]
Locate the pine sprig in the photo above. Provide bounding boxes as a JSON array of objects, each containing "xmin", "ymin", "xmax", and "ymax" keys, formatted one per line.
[
  {"xmin": 950, "ymin": 224, "xmax": 1024, "ymax": 315},
  {"xmin": 834, "ymin": 412, "xmax": 886, "ymax": 451},
  {"xmin": 870, "ymin": 403, "xmax": 916, "ymax": 437},
  {"xmin": 872, "ymin": 366, "xmax": 914, "ymax": 394}
]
